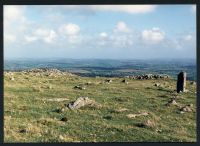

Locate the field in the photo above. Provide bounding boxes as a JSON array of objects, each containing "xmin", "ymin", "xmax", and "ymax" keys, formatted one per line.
[{"xmin": 4, "ymin": 70, "xmax": 196, "ymax": 142}]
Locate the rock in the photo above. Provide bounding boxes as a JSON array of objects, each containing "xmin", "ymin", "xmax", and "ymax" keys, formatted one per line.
[
  {"xmin": 154, "ymin": 83, "xmax": 160, "ymax": 87},
  {"xmin": 103, "ymin": 115, "xmax": 112, "ymax": 120},
  {"xmin": 59, "ymin": 135, "xmax": 64, "ymax": 140},
  {"xmin": 67, "ymin": 97, "xmax": 100, "ymax": 110},
  {"xmin": 105, "ymin": 79, "xmax": 112, "ymax": 83},
  {"xmin": 188, "ymin": 104, "xmax": 193, "ymax": 107},
  {"xmin": 153, "ymin": 75, "xmax": 159, "ymax": 79},
  {"xmin": 116, "ymin": 108, "xmax": 129, "ymax": 113},
  {"xmin": 85, "ymin": 81, "xmax": 92, "ymax": 85},
  {"xmin": 180, "ymin": 105, "xmax": 192, "ymax": 112},
  {"xmin": 137, "ymin": 120, "xmax": 155, "ymax": 128},
  {"xmin": 190, "ymin": 81, "xmax": 196, "ymax": 85},
  {"xmin": 54, "ymin": 107, "xmax": 66, "ymax": 113},
  {"xmin": 19, "ymin": 129, "xmax": 27, "ymax": 133},
  {"xmin": 156, "ymin": 129, "xmax": 162, "ymax": 133},
  {"xmin": 166, "ymin": 98, "xmax": 177, "ymax": 106},
  {"xmin": 61, "ymin": 117, "xmax": 68, "ymax": 122},
  {"xmin": 127, "ymin": 112, "xmax": 149, "ymax": 119},
  {"xmin": 73, "ymin": 85, "xmax": 86, "ymax": 90},
  {"xmin": 10, "ymin": 77, "xmax": 14, "ymax": 81},
  {"xmin": 122, "ymin": 79, "xmax": 128, "ymax": 84},
  {"xmin": 177, "ymin": 71, "xmax": 186, "ymax": 93}
]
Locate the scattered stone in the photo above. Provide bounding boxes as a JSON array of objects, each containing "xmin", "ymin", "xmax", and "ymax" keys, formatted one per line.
[
  {"xmin": 126, "ymin": 112, "xmax": 149, "ymax": 119},
  {"xmin": 105, "ymin": 79, "xmax": 112, "ymax": 83},
  {"xmin": 19, "ymin": 129, "xmax": 27, "ymax": 133},
  {"xmin": 61, "ymin": 117, "xmax": 68, "ymax": 122},
  {"xmin": 73, "ymin": 85, "xmax": 86, "ymax": 90},
  {"xmin": 131, "ymin": 74, "xmax": 170, "ymax": 80},
  {"xmin": 67, "ymin": 97, "xmax": 100, "ymax": 110},
  {"xmin": 59, "ymin": 135, "xmax": 64, "ymax": 140},
  {"xmin": 47, "ymin": 86, "xmax": 52, "ymax": 89},
  {"xmin": 156, "ymin": 129, "xmax": 162, "ymax": 133},
  {"xmin": 189, "ymin": 104, "xmax": 193, "ymax": 107},
  {"xmin": 36, "ymin": 97, "xmax": 69, "ymax": 103},
  {"xmin": 23, "ymin": 68, "xmax": 75, "ymax": 77},
  {"xmin": 137, "ymin": 120, "xmax": 155, "ymax": 128},
  {"xmin": 154, "ymin": 83, "xmax": 160, "ymax": 87},
  {"xmin": 177, "ymin": 71, "xmax": 186, "ymax": 93},
  {"xmin": 57, "ymin": 107, "xmax": 66, "ymax": 113},
  {"xmin": 166, "ymin": 98, "xmax": 177, "ymax": 106},
  {"xmin": 190, "ymin": 81, "xmax": 196, "ymax": 85},
  {"xmin": 85, "ymin": 81, "xmax": 92, "ymax": 85},
  {"xmin": 10, "ymin": 77, "xmax": 14, "ymax": 81},
  {"xmin": 122, "ymin": 79, "xmax": 129, "ymax": 84},
  {"xmin": 103, "ymin": 115, "xmax": 112, "ymax": 120},
  {"xmin": 116, "ymin": 108, "xmax": 129, "ymax": 113},
  {"xmin": 180, "ymin": 105, "xmax": 193, "ymax": 113},
  {"xmin": 44, "ymin": 98, "xmax": 69, "ymax": 102}
]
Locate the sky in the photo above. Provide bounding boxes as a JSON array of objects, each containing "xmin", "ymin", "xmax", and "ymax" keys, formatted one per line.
[{"xmin": 4, "ymin": 5, "xmax": 196, "ymax": 59}]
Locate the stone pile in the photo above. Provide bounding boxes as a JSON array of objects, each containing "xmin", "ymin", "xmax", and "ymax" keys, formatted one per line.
[
  {"xmin": 128, "ymin": 74, "xmax": 170, "ymax": 80},
  {"xmin": 22, "ymin": 68, "xmax": 75, "ymax": 76}
]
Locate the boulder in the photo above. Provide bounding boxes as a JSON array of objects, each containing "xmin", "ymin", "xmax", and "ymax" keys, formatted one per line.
[
  {"xmin": 105, "ymin": 79, "xmax": 112, "ymax": 83},
  {"xmin": 67, "ymin": 97, "xmax": 100, "ymax": 110},
  {"xmin": 73, "ymin": 85, "xmax": 86, "ymax": 90}
]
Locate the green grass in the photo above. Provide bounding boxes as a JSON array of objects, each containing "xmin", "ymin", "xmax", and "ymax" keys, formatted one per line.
[{"xmin": 4, "ymin": 72, "xmax": 196, "ymax": 142}]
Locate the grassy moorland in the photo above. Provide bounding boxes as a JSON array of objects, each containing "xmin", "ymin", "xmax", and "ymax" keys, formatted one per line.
[{"xmin": 4, "ymin": 70, "xmax": 196, "ymax": 142}]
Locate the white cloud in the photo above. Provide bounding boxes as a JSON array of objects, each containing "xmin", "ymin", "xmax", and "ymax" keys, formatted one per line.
[
  {"xmin": 58, "ymin": 23, "xmax": 81, "ymax": 44},
  {"xmin": 4, "ymin": 34, "xmax": 16, "ymax": 43},
  {"xmin": 114, "ymin": 21, "xmax": 131, "ymax": 33},
  {"xmin": 184, "ymin": 34, "xmax": 193, "ymax": 41},
  {"xmin": 88, "ymin": 5, "xmax": 157, "ymax": 14},
  {"xmin": 99, "ymin": 32, "xmax": 108, "ymax": 38},
  {"xmin": 59, "ymin": 23, "xmax": 80, "ymax": 36},
  {"xmin": 191, "ymin": 5, "xmax": 196, "ymax": 13},
  {"xmin": 141, "ymin": 27, "xmax": 165, "ymax": 43},
  {"xmin": 44, "ymin": 30, "xmax": 57, "ymax": 43},
  {"xmin": 4, "ymin": 6, "xmax": 29, "ymax": 45},
  {"xmin": 4, "ymin": 6, "xmax": 27, "ymax": 30},
  {"xmin": 4, "ymin": 6, "xmax": 25, "ymax": 21},
  {"xmin": 24, "ymin": 36, "xmax": 38, "ymax": 42},
  {"xmin": 25, "ymin": 28, "xmax": 57, "ymax": 43}
]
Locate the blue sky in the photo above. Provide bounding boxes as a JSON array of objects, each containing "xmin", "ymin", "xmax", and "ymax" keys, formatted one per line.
[{"xmin": 4, "ymin": 5, "xmax": 196, "ymax": 59}]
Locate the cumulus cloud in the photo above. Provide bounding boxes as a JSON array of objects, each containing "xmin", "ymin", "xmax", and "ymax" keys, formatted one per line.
[
  {"xmin": 184, "ymin": 34, "xmax": 193, "ymax": 41},
  {"xmin": 191, "ymin": 5, "xmax": 196, "ymax": 13},
  {"xmin": 87, "ymin": 5, "xmax": 157, "ymax": 14},
  {"xmin": 141, "ymin": 27, "xmax": 165, "ymax": 44},
  {"xmin": 4, "ymin": 6, "xmax": 26, "ymax": 22},
  {"xmin": 4, "ymin": 6, "xmax": 28, "ymax": 43},
  {"xmin": 114, "ymin": 21, "xmax": 131, "ymax": 33},
  {"xmin": 99, "ymin": 32, "xmax": 108, "ymax": 38},
  {"xmin": 62, "ymin": 5, "xmax": 157, "ymax": 14},
  {"xmin": 4, "ymin": 34, "xmax": 16, "ymax": 43},
  {"xmin": 58, "ymin": 23, "xmax": 81, "ymax": 44},
  {"xmin": 25, "ymin": 28, "xmax": 57, "ymax": 43},
  {"xmin": 110, "ymin": 34, "xmax": 134, "ymax": 48},
  {"xmin": 59, "ymin": 23, "xmax": 80, "ymax": 35},
  {"xmin": 24, "ymin": 36, "xmax": 38, "ymax": 42}
]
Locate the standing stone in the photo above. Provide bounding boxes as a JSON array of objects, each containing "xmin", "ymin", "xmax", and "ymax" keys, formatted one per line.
[{"xmin": 177, "ymin": 71, "xmax": 186, "ymax": 93}]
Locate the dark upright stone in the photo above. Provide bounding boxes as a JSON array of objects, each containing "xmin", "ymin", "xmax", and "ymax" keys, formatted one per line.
[{"xmin": 177, "ymin": 72, "xmax": 186, "ymax": 93}]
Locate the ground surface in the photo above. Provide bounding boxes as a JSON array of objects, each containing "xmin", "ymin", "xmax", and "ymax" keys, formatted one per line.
[{"xmin": 4, "ymin": 71, "xmax": 196, "ymax": 142}]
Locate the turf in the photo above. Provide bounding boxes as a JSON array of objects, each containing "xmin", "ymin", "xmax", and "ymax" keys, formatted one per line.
[{"xmin": 4, "ymin": 71, "xmax": 196, "ymax": 142}]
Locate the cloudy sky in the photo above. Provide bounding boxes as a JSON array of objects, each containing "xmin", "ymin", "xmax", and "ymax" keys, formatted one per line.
[{"xmin": 4, "ymin": 5, "xmax": 196, "ymax": 59}]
